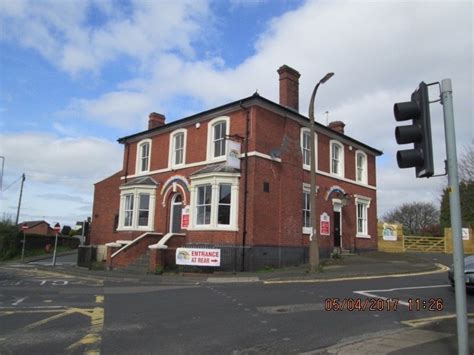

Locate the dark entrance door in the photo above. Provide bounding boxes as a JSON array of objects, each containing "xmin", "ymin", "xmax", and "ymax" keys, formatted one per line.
[
  {"xmin": 171, "ymin": 194, "xmax": 183, "ymax": 233},
  {"xmin": 333, "ymin": 211, "xmax": 341, "ymax": 248}
]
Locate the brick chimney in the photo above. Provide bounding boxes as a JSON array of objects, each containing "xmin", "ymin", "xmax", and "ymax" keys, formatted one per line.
[
  {"xmin": 328, "ymin": 121, "xmax": 345, "ymax": 134},
  {"xmin": 277, "ymin": 65, "xmax": 300, "ymax": 112},
  {"xmin": 148, "ymin": 112, "xmax": 165, "ymax": 129}
]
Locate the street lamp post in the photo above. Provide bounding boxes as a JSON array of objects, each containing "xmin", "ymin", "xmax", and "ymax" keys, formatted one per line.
[{"xmin": 308, "ymin": 72, "xmax": 334, "ymax": 272}]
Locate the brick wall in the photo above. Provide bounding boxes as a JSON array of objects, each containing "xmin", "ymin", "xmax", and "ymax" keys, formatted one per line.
[
  {"xmin": 90, "ymin": 171, "xmax": 123, "ymax": 246},
  {"xmin": 91, "ymin": 99, "xmax": 379, "ymax": 264}
]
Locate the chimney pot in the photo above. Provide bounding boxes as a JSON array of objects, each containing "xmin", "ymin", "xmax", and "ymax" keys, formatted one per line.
[
  {"xmin": 148, "ymin": 112, "xmax": 165, "ymax": 129},
  {"xmin": 328, "ymin": 121, "xmax": 345, "ymax": 134},
  {"xmin": 277, "ymin": 65, "xmax": 300, "ymax": 112}
]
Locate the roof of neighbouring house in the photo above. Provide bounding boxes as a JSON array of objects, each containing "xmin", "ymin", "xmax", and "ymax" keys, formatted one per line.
[{"xmin": 19, "ymin": 220, "xmax": 50, "ymax": 228}]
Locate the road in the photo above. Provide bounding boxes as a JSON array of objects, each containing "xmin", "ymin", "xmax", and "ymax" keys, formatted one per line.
[
  {"xmin": 27, "ymin": 252, "xmax": 78, "ymax": 266},
  {"xmin": 0, "ymin": 263, "xmax": 473, "ymax": 354}
]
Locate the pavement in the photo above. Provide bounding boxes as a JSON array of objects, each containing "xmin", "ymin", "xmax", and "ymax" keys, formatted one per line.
[{"xmin": 5, "ymin": 250, "xmax": 453, "ymax": 285}]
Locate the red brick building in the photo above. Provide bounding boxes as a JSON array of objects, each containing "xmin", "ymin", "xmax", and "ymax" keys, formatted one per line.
[
  {"xmin": 19, "ymin": 220, "xmax": 55, "ymax": 236},
  {"xmin": 90, "ymin": 65, "xmax": 382, "ymax": 271}
]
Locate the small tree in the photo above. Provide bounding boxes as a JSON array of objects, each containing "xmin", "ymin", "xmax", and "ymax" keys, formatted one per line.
[
  {"xmin": 383, "ymin": 202, "xmax": 440, "ymax": 235},
  {"xmin": 61, "ymin": 225, "xmax": 72, "ymax": 236},
  {"xmin": 0, "ymin": 216, "xmax": 21, "ymax": 260},
  {"xmin": 440, "ymin": 143, "xmax": 474, "ymax": 228}
]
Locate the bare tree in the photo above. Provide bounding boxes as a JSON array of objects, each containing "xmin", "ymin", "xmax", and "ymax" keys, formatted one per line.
[
  {"xmin": 382, "ymin": 202, "xmax": 440, "ymax": 235},
  {"xmin": 458, "ymin": 143, "xmax": 474, "ymax": 182}
]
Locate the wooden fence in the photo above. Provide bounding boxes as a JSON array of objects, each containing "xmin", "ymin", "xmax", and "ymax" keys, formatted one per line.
[
  {"xmin": 377, "ymin": 223, "xmax": 473, "ymax": 254},
  {"xmin": 403, "ymin": 236, "xmax": 444, "ymax": 252}
]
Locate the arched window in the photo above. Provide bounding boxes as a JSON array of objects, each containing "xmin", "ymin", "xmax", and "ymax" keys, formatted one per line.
[
  {"xmin": 169, "ymin": 129, "xmax": 187, "ymax": 168},
  {"xmin": 355, "ymin": 150, "xmax": 368, "ymax": 184},
  {"xmin": 330, "ymin": 140, "xmax": 344, "ymax": 177},
  {"xmin": 136, "ymin": 139, "xmax": 152, "ymax": 174},
  {"xmin": 300, "ymin": 128, "xmax": 317, "ymax": 169},
  {"xmin": 207, "ymin": 116, "xmax": 230, "ymax": 161}
]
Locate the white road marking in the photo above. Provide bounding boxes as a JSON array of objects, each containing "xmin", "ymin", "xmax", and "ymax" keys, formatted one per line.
[
  {"xmin": 0, "ymin": 305, "xmax": 65, "ymax": 310},
  {"xmin": 354, "ymin": 284, "xmax": 451, "ymax": 307},
  {"xmin": 11, "ymin": 297, "xmax": 27, "ymax": 306}
]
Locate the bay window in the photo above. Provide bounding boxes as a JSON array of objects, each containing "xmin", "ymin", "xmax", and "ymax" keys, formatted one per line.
[
  {"xmin": 189, "ymin": 174, "xmax": 239, "ymax": 230},
  {"xmin": 196, "ymin": 184, "xmax": 212, "ymax": 225},
  {"xmin": 118, "ymin": 186, "xmax": 156, "ymax": 231}
]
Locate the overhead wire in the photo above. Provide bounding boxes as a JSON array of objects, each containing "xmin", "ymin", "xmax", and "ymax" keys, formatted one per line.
[{"xmin": 1, "ymin": 175, "xmax": 23, "ymax": 192}]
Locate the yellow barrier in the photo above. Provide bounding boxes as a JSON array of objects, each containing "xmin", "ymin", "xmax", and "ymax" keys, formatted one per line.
[
  {"xmin": 377, "ymin": 223, "xmax": 404, "ymax": 253},
  {"xmin": 444, "ymin": 228, "xmax": 474, "ymax": 254}
]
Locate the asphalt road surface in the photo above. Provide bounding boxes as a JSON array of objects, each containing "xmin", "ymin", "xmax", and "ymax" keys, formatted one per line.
[{"xmin": 0, "ymin": 263, "xmax": 473, "ymax": 354}]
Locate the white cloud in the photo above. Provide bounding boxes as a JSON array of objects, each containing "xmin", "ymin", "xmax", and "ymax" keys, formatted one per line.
[
  {"xmin": 0, "ymin": 132, "xmax": 122, "ymax": 225},
  {"xmin": 0, "ymin": 0, "xmax": 211, "ymax": 76},
  {"xmin": 1, "ymin": 0, "xmax": 472, "ymax": 219},
  {"xmin": 68, "ymin": 91, "xmax": 155, "ymax": 129},
  {"xmin": 0, "ymin": 132, "xmax": 122, "ymax": 187}
]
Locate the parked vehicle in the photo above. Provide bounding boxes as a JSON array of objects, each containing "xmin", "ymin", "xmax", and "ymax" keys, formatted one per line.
[{"xmin": 448, "ymin": 255, "xmax": 474, "ymax": 292}]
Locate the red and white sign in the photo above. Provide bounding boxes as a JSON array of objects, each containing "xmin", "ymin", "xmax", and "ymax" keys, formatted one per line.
[
  {"xmin": 53, "ymin": 223, "xmax": 61, "ymax": 233},
  {"xmin": 21, "ymin": 224, "xmax": 29, "ymax": 231},
  {"xmin": 181, "ymin": 206, "xmax": 190, "ymax": 229},
  {"xmin": 176, "ymin": 248, "xmax": 221, "ymax": 267},
  {"xmin": 320, "ymin": 213, "xmax": 330, "ymax": 236}
]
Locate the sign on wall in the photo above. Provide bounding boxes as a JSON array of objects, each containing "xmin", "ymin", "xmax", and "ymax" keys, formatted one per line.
[
  {"xmin": 320, "ymin": 213, "xmax": 330, "ymax": 236},
  {"xmin": 462, "ymin": 228, "xmax": 470, "ymax": 240},
  {"xmin": 181, "ymin": 205, "xmax": 190, "ymax": 229},
  {"xmin": 226, "ymin": 141, "xmax": 241, "ymax": 169},
  {"xmin": 383, "ymin": 223, "xmax": 398, "ymax": 241},
  {"xmin": 176, "ymin": 248, "xmax": 221, "ymax": 267}
]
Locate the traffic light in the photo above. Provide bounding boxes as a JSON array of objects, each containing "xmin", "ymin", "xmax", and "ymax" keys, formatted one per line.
[{"xmin": 394, "ymin": 82, "xmax": 434, "ymax": 178}]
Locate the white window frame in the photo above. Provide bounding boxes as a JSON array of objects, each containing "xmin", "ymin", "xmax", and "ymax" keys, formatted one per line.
[
  {"xmin": 188, "ymin": 173, "xmax": 239, "ymax": 231},
  {"xmin": 330, "ymin": 140, "xmax": 344, "ymax": 178},
  {"xmin": 355, "ymin": 150, "xmax": 368, "ymax": 184},
  {"xmin": 206, "ymin": 116, "xmax": 230, "ymax": 162},
  {"xmin": 301, "ymin": 128, "xmax": 318, "ymax": 170},
  {"xmin": 118, "ymin": 186, "xmax": 156, "ymax": 231},
  {"xmin": 136, "ymin": 139, "xmax": 152, "ymax": 174},
  {"xmin": 302, "ymin": 185, "xmax": 311, "ymax": 234},
  {"xmin": 169, "ymin": 128, "xmax": 187, "ymax": 169},
  {"xmin": 354, "ymin": 195, "xmax": 371, "ymax": 238},
  {"xmin": 195, "ymin": 184, "xmax": 212, "ymax": 226}
]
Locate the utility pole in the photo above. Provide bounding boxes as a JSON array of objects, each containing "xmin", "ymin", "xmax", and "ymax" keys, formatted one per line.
[
  {"xmin": 0, "ymin": 156, "xmax": 4, "ymax": 191},
  {"xmin": 308, "ymin": 72, "xmax": 334, "ymax": 272},
  {"xmin": 440, "ymin": 78, "xmax": 469, "ymax": 355},
  {"xmin": 15, "ymin": 173, "xmax": 25, "ymax": 225},
  {"xmin": 52, "ymin": 223, "xmax": 61, "ymax": 267}
]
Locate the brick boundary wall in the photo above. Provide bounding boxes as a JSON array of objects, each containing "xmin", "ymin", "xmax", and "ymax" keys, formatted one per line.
[{"xmin": 107, "ymin": 234, "xmax": 162, "ymax": 269}]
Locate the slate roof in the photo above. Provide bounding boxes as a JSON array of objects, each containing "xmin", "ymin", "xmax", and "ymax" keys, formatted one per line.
[
  {"xmin": 121, "ymin": 176, "xmax": 159, "ymax": 187},
  {"xmin": 190, "ymin": 163, "xmax": 240, "ymax": 177}
]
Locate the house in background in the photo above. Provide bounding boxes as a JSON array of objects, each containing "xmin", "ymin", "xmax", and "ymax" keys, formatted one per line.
[
  {"xmin": 90, "ymin": 65, "xmax": 382, "ymax": 271},
  {"xmin": 19, "ymin": 220, "xmax": 55, "ymax": 236}
]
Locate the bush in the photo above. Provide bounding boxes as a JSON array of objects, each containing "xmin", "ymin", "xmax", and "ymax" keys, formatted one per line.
[{"xmin": 0, "ymin": 219, "xmax": 21, "ymax": 260}]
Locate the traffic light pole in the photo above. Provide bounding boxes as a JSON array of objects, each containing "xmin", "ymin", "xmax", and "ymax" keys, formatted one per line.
[{"xmin": 440, "ymin": 78, "xmax": 468, "ymax": 355}]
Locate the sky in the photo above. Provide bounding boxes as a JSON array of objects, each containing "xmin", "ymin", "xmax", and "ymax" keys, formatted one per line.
[{"xmin": 0, "ymin": 0, "xmax": 472, "ymax": 228}]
